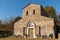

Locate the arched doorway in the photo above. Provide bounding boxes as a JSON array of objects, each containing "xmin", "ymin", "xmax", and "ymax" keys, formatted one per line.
[{"xmin": 27, "ymin": 22, "xmax": 36, "ymax": 38}]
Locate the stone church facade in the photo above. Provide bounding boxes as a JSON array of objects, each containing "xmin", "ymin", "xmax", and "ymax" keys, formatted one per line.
[{"xmin": 14, "ymin": 3, "xmax": 55, "ymax": 39}]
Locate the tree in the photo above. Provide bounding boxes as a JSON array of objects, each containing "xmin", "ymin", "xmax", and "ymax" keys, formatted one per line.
[
  {"xmin": 44, "ymin": 6, "xmax": 56, "ymax": 18},
  {"xmin": 2, "ymin": 16, "xmax": 22, "ymax": 30},
  {"xmin": 0, "ymin": 20, "xmax": 2, "ymax": 29},
  {"xmin": 0, "ymin": 16, "xmax": 22, "ymax": 31},
  {"xmin": 58, "ymin": 14, "xmax": 60, "ymax": 19},
  {"xmin": 3, "ymin": 17, "xmax": 14, "ymax": 30},
  {"xmin": 14, "ymin": 16, "xmax": 22, "ymax": 23},
  {"xmin": 56, "ymin": 14, "xmax": 60, "ymax": 21}
]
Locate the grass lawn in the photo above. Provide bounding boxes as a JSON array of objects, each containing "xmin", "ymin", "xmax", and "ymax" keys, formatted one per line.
[
  {"xmin": 0, "ymin": 36, "xmax": 16, "ymax": 40},
  {"xmin": 0, "ymin": 36, "xmax": 57, "ymax": 40}
]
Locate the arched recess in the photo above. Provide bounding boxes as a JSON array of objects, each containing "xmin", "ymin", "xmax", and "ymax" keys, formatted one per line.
[{"xmin": 26, "ymin": 21, "xmax": 37, "ymax": 38}]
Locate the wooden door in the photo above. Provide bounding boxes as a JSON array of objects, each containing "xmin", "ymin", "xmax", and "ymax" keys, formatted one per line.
[{"xmin": 28, "ymin": 28, "xmax": 34, "ymax": 38}]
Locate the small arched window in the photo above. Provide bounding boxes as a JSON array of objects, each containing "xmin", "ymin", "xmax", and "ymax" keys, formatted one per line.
[
  {"xmin": 33, "ymin": 10, "xmax": 35, "ymax": 14},
  {"xmin": 26, "ymin": 11, "xmax": 28, "ymax": 16}
]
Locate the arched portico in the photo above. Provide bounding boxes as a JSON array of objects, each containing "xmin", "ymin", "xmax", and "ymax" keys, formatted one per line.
[{"xmin": 27, "ymin": 22, "xmax": 37, "ymax": 38}]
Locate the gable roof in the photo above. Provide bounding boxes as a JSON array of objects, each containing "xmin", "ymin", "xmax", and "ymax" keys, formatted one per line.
[{"xmin": 22, "ymin": 3, "xmax": 40, "ymax": 10}]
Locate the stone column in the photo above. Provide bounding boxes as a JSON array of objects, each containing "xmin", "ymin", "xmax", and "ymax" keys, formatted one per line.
[
  {"xmin": 35, "ymin": 26, "xmax": 39, "ymax": 38},
  {"xmin": 23, "ymin": 27, "xmax": 27, "ymax": 38}
]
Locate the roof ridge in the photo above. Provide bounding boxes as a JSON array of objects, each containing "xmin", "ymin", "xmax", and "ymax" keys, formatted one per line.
[{"xmin": 22, "ymin": 3, "xmax": 40, "ymax": 10}]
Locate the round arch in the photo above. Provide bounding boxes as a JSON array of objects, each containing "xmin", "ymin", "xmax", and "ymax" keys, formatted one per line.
[{"xmin": 27, "ymin": 21, "xmax": 36, "ymax": 28}]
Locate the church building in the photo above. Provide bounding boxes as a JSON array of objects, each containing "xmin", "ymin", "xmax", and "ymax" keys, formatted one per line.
[{"xmin": 14, "ymin": 3, "xmax": 55, "ymax": 39}]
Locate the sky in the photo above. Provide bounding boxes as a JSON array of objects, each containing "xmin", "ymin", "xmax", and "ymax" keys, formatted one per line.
[{"xmin": 0, "ymin": 0, "xmax": 60, "ymax": 21}]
